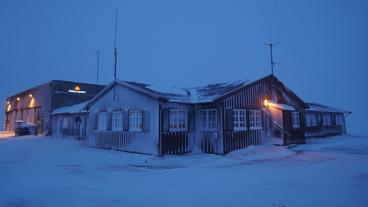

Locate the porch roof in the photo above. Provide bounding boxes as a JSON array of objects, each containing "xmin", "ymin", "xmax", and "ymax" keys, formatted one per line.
[{"xmin": 52, "ymin": 101, "xmax": 89, "ymax": 115}]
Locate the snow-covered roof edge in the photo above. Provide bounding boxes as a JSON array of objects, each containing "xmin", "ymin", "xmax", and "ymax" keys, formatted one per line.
[
  {"xmin": 306, "ymin": 102, "xmax": 351, "ymax": 114},
  {"xmin": 52, "ymin": 101, "xmax": 89, "ymax": 115}
]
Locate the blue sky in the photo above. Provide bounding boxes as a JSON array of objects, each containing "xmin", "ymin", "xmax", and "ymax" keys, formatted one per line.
[{"xmin": 1, "ymin": 0, "xmax": 367, "ymax": 134}]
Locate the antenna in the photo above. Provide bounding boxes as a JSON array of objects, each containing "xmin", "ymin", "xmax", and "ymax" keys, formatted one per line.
[
  {"xmin": 113, "ymin": 9, "xmax": 118, "ymax": 80},
  {"xmin": 113, "ymin": 10, "xmax": 118, "ymax": 101},
  {"xmin": 95, "ymin": 49, "xmax": 100, "ymax": 86},
  {"xmin": 264, "ymin": 43, "xmax": 275, "ymax": 75}
]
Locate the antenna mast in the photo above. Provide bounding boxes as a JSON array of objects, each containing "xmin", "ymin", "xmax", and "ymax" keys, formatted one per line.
[
  {"xmin": 113, "ymin": 10, "xmax": 118, "ymax": 80},
  {"xmin": 264, "ymin": 43, "xmax": 275, "ymax": 75},
  {"xmin": 95, "ymin": 49, "xmax": 100, "ymax": 86}
]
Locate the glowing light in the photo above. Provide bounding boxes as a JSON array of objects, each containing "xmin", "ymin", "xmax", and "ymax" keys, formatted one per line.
[
  {"xmin": 6, "ymin": 101, "xmax": 10, "ymax": 104},
  {"xmin": 29, "ymin": 98, "xmax": 35, "ymax": 108},
  {"xmin": 74, "ymin": 86, "xmax": 81, "ymax": 91},
  {"xmin": 16, "ymin": 97, "xmax": 20, "ymax": 101},
  {"xmin": 264, "ymin": 99, "xmax": 269, "ymax": 107},
  {"xmin": 6, "ymin": 104, "xmax": 11, "ymax": 112},
  {"xmin": 29, "ymin": 94, "xmax": 33, "ymax": 98}
]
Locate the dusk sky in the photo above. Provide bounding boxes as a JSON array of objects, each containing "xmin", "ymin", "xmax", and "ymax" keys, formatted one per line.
[{"xmin": 1, "ymin": 0, "xmax": 367, "ymax": 134}]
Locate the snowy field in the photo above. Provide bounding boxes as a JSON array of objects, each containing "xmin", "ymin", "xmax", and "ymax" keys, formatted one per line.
[{"xmin": 0, "ymin": 135, "xmax": 367, "ymax": 207}]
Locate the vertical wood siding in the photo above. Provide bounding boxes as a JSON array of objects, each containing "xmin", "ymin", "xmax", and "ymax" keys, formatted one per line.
[
  {"xmin": 158, "ymin": 102, "xmax": 194, "ymax": 155},
  {"xmin": 87, "ymin": 85, "xmax": 160, "ymax": 155},
  {"xmin": 221, "ymin": 80, "xmax": 269, "ymax": 154}
]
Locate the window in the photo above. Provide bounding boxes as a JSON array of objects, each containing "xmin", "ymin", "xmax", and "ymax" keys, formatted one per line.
[
  {"xmin": 170, "ymin": 109, "xmax": 187, "ymax": 131},
  {"xmin": 112, "ymin": 111, "xmax": 123, "ymax": 131},
  {"xmin": 233, "ymin": 109, "xmax": 246, "ymax": 131},
  {"xmin": 97, "ymin": 112, "xmax": 107, "ymax": 131},
  {"xmin": 292, "ymin": 112, "xmax": 300, "ymax": 128},
  {"xmin": 200, "ymin": 109, "xmax": 217, "ymax": 130},
  {"xmin": 305, "ymin": 113, "xmax": 317, "ymax": 127},
  {"xmin": 249, "ymin": 110, "xmax": 262, "ymax": 130},
  {"xmin": 62, "ymin": 117, "xmax": 68, "ymax": 129},
  {"xmin": 323, "ymin": 114, "xmax": 331, "ymax": 126},
  {"xmin": 129, "ymin": 110, "xmax": 143, "ymax": 132},
  {"xmin": 336, "ymin": 114, "xmax": 343, "ymax": 125}
]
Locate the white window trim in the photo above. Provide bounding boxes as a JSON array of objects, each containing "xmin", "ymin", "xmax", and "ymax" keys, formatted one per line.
[
  {"xmin": 111, "ymin": 111, "xmax": 123, "ymax": 131},
  {"xmin": 129, "ymin": 109, "xmax": 143, "ymax": 132},
  {"xmin": 292, "ymin": 111, "xmax": 300, "ymax": 129},
  {"xmin": 169, "ymin": 109, "xmax": 188, "ymax": 132},
  {"xmin": 233, "ymin": 109, "xmax": 247, "ymax": 131},
  {"xmin": 97, "ymin": 112, "xmax": 107, "ymax": 131},
  {"xmin": 199, "ymin": 109, "xmax": 217, "ymax": 131},
  {"xmin": 249, "ymin": 110, "xmax": 262, "ymax": 130}
]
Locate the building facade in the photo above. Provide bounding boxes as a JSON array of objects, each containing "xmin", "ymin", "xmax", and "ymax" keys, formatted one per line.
[
  {"xmin": 4, "ymin": 80, "xmax": 104, "ymax": 134},
  {"xmin": 54, "ymin": 75, "xmax": 349, "ymax": 155}
]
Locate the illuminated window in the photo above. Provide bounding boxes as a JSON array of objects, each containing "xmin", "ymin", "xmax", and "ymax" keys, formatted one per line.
[
  {"xmin": 129, "ymin": 110, "xmax": 143, "ymax": 132},
  {"xmin": 200, "ymin": 109, "xmax": 217, "ymax": 130},
  {"xmin": 112, "ymin": 111, "xmax": 123, "ymax": 131},
  {"xmin": 97, "ymin": 112, "xmax": 107, "ymax": 131},
  {"xmin": 249, "ymin": 110, "xmax": 262, "ymax": 130},
  {"xmin": 169, "ymin": 109, "xmax": 187, "ymax": 132},
  {"xmin": 292, "ymin": 112, "xmax": 300, "ymax": 128},
  {"xmin": 233, "ymin": 109, "xmax": 246, "ymax": 131}
]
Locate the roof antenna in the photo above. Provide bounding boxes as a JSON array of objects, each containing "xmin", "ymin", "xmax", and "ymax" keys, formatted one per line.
[
  {"xmin": 113, "ymin": 9, "xmax": 118, "ymax": 80},
  {"xmin": 95, "ymin": 49, "xmax": 100, "ymax": 86},
  {"xmin": 264, "ymin": 43, "xmax": 275, "ymax": 75},
  {"xmin": 113, "ymin": 10, "xmax": 118, "ymax": 101},
  {"xmin": 265, "ymin": 0, "xmax": 277, "ymax": 75}
]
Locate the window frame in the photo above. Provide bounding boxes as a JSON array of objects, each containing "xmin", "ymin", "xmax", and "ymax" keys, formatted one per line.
[
  {"xmin": 129, "ymin": 109, "xmax": 143, "ymax": 132},
  {"xmin": 111, "ymin": 110, "xmax": 123, "ymax": 131},
  {"xmin": 199, "ymin": 109, "xmax": 217, "ymax": 131},
  {"xmin": 291, "ymin": 111, "xmax": 300, "ymax": 129},
  {"xmin": 233, "ymin": 109, "xmax": 247, "ymax": 131},
  {"xmin": 249, "ymin": 110, "xmax": 262, "ymax": 130},
  {"xmin": 169, "ymin": 109, "xmax": 188, "ymax": 132},
  {"xmin": 97, "ymin": 112, "xmax": 107, "ymax": 131}
]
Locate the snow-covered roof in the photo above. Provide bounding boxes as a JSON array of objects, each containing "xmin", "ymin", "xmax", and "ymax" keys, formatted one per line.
[
  {"xmin": 124, "ymin": 79, "xmax": 251, "ymax": 103},
  {"xmin": 306, "ymin": 102, "xmax": 351, "ymax": 114},
  {"xmin": 52, "ymin": 101, "xmax": 89, "ymax": 115},
  {"xmin": 267, "ymin": 101, "xmax": 295, "ymax": 111}
]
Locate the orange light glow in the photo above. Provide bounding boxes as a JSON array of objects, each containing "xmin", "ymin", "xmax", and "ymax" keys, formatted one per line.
[
  {"xmin": 74, "ymin": 86, "xmax": 81, "ymax": 91},
  {"xmin": 264, "ymin": 99, "xmax": 269, "ymax": 107},
  {"xmin": 6, "ymin": 104, "xmax": 11, "ymax": 112},
  {"xmin": 16, "ymin": 97, "xmax": 20, "ymax": 101},
  {"xmin": 29, "ymin": 98, "xmax": 35, "ymax": 108},
  {"xmin": 29, "ymin": 94, "xmax": 33, "ymax": 98}
]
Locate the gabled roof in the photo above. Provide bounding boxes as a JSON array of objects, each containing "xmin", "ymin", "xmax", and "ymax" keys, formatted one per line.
[
  {"xmin": 85, "ymin": 74, "xmax": 309, "ymax": 108},
  {"xmin": 306, "ymin": 102, "xmax": 351, "ymax": 114},
  {"xmin": 85, "ymin": 77, "xmax": 259, "ymax": 108}
]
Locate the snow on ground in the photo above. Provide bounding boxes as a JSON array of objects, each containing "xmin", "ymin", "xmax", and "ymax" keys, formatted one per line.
[{"xmin": 0, "ymin": 135, "xmax": 367, "ymax": 207}]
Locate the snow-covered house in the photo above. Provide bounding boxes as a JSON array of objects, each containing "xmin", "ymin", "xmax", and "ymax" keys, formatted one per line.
[
  {"xmin": 72, "ymin": 74, "xmax": 350, "ymax": 155},
  {"xmin": 51, "ymin": 101, "xmax": 88, "ymax": 139}
]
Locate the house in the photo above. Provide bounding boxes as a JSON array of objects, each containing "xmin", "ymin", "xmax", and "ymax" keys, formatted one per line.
[
  {"xmin": 55, "ymin": 74, "xmax": 349, "ymax": 155},
  {"xmin": 4, "ymin": 80, "xmax": 105, "ymax": 134}
]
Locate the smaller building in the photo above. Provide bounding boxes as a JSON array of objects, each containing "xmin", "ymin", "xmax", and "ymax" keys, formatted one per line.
[
  {"xmin": 4, "ymin": 80, "xmax": 104, "ymax": 134},
  {"xmin": 51, "ymin": 102, "xmax": 88, "ymax": 139},
  {"xmin": 303, "ymin": 103, "xmax": 350, "ymax": 138}
]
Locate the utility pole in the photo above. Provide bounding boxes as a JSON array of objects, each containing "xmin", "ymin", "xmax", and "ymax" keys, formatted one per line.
[{"xmin": 264, "ymin": 43, "xmax": 275, "ymax": 75}]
